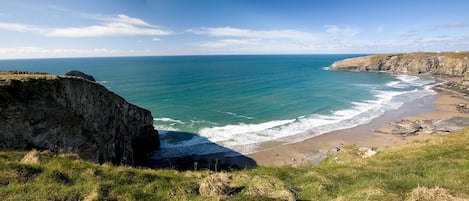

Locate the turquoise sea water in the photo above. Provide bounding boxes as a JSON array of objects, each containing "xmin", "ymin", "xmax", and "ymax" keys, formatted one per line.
[{"xmin": 0, "ymin": 55, "xmax": 436, "ymax": 157}]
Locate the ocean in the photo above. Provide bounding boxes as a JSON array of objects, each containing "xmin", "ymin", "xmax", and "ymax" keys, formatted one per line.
[{"xmin": 0, "ymin": 55, "xmax": 436, "ymax": 158}]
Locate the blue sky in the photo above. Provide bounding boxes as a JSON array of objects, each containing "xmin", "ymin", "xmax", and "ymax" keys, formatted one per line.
[{"xmin": 0, "ymin": 0, "xmax": 468, "ymax": 59}]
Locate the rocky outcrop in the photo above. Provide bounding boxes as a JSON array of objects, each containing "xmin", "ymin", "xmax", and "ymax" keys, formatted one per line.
[
  {"xmin": 376, "ymin": 117, "xmax": 469, "ymax": 136},
  {"xmin": 0, "ymin": 71, "xmax": 159, "ymax": 166},
  {"xmin": 64, "ymin": 70, "xmax": 96, "ymax": 81},
  {"xmin": 330, "ymin": 52, "xmax": 469, "ymax": 77}
]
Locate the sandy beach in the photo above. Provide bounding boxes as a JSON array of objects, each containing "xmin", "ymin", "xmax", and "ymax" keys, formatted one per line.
[
  {"xmin": 247, "ymin": 83, "xmax": 469, "ymax": 166},
  {"xmin": 150, "ymin": 77, "xmax": 469, "ymax": 170}
]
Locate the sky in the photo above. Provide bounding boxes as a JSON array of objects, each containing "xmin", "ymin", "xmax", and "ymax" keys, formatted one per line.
[{"xmin": 0, "ymin": 0, "xmax": 468, "ymax": 59}]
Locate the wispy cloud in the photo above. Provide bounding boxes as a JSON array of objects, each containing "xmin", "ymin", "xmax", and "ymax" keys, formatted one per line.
[
  {"xmin": 399, "ymin": 29, "xmax": 418, "ymax": 37},
  {"xmin": 112, "ymin": 14, "xmax": 157, "ymax": 28},
  {"xmin": 47, "ymin": 14, "xmax": 172, "ymax": 37},
  {"xmin": 187, "ymin": 24, "xmax": 467, "ymax": 54},
  {"xmin": 0, "ymin": 14, "xmax": 172, "ymax": 37},
  {"xmin": 200, "ymin": 38, "xmax": 260, "ymax": 48},
  {"xmin": 0, "ymin": 46, "xmax": 155, "ymax": 59},
  {"xmin": 187, "ymin": 26, "xmax": 316, "ymax": 52},
  {"xmin": 435, "ymin": 22, "xmax": 469, "ymax": 29},
  {"xmin": 0, "ymin": 22, "xmax": 42, "ymax": 33},
  {"xmin": 324, "ymin": 25, "xmax": 360, "ymax": 37},
  {"xmin": 189, "ymin": 26, "xmax": 316, "ymax": 41}
]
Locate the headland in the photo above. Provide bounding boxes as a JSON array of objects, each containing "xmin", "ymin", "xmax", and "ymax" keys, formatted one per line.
[{"xmin": 246, "ymin": 52, "xmax": 469, "ymax": 166}]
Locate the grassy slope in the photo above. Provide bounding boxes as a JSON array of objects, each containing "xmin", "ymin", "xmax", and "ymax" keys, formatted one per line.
[{"xmin": 1, "ymin": 128, "xmax": 469, "ymax": 201}]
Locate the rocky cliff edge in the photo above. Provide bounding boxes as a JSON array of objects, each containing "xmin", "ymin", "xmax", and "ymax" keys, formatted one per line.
[
  {"xmin": 329, "ymin": 52, "xmax": 469, "ymax": 77},
  {"xmin": 0, "ymin": 71, "xmax": 159, "ymax": 166}
]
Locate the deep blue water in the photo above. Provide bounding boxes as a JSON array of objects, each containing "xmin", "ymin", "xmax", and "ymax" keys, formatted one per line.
[{"xmin": 0, "ymin": 55, "xmax": 436, "ymax": 156}]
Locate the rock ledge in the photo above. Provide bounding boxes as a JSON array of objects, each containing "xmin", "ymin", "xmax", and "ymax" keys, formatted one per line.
[{"xmin": 0, "ymin": 71, "xmax": 159, "ymax": 166}]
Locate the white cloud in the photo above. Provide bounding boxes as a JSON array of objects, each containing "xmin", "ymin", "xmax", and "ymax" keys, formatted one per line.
[
  {"xmin": 200, "ymin": 38, "xmax": 260, "ymax": 48},
  {"xmin": 47, "ymin": 14, "xmax": 172, "ymax": 37},
  {"xmin": 152, "ymin": 37, "xmax": 161, "ymax": 41},
  {"xmin": 324, "ymin": 25, "xmax": 360, "ymax": 37},
  {"xmin": 189, "ymin": 25, "xmax": 469, "ymax": 54},
  {"xmin": 316, "ymin": 34, "xmax": 469, "ymax": 53},
  {"xmin": 0, "ymin": 14, "xmax": 172, "ymax": 37},
  {"xmin": 434, "ymin": 22, "xmax": 469, "ymax": 30},
  {"xmin": 0, "ymin": 22, "xmax": 42, "ymax": 33},
  {"xmin": 441, "ymin": 22, "xmax": 469, "ymax": 28},
  {"xmin": 189, "ymin": 26, "xmax": 316, "ymax": 41},
  {"xmin": 187, "ymin": 26, "xmax": 316, "ymax": 53},
  {"xmin": 0, "ymin": 46, "xmax": 156, "ymax": 59},
  {"xmin": 113, "ymin": 14, "xmax": 156, "ymax": 27},
  {"xmin": 399, "ymin": 30, "xmax": 418, "ymax": 37}
]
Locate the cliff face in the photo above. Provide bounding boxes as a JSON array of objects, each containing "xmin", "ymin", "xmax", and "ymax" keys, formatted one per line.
[
  {"xmin": 0, "ymin": 72, "xmax": 159, "ymax": 166},
  {"xmin": 330, "ymin": 52, "xmax": 469, "ymax": 77}
]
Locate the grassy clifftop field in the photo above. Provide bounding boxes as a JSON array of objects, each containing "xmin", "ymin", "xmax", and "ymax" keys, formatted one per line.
[{"xmin": 2, "ymin": 127, "xmax": 469, "ymax": 200}]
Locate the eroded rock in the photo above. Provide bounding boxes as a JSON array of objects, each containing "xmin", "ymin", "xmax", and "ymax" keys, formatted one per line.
[
  {"xmin": 330, "ymin": 52, "xmax": 469, "ymax": 77},
  {"xmin": 378, "ymin": 117, "xmax": 469, "ymax": 136},
  {"xmin": 0, "ymin": 71, "xmax": 159, "ymax": 166},
  {"xmin": 64, "ymin": 70, "xmax": 96, "ymax": 81},
  {"xmin": 389, "ymin": 120, "xmax": 422, "ymax": 136}
]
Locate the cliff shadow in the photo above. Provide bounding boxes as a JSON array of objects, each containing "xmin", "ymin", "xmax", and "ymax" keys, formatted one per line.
[{"xmin": 145, "ymin": 130, "xmax": 257, "ymax": 171}]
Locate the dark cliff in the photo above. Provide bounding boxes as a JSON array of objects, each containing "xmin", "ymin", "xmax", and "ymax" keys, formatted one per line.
[
  {"xmin": 329, "ymin": 52, "xmax": 469, "ymax": 77},
  {"xmin": 0, "ymin": 71, "xmax": 159, "ymax": 166}
]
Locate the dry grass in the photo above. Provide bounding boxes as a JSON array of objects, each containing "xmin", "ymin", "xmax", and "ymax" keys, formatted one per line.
[
  {"xmin": 379, "ymin": 52, "xmax": 469, "ymax": 58},
  {"xmin": 20, "ymin": 149, "xmax": 41, "ymax": 165},
  {"xmin": 0, "ymin": 70, "xmax": 49, "ymax": 75},
  {"xmin": 0, "ymin": 70, "xmax": 57, "ymax": 85},
  {"xmin": 347, "ymin": 52, "xmax": 469, "ymax": 68},
  {"xmin": 199, "ymin": 173, "xmax": 233, "ymax": 197},
  {"xmin": 58, "ymin": 153, "xmax": 81, "ymax": 160},
  {"xmin": 406, "ymin": 186, "xmax": 467, "ymax": 201},
  {"xmin": 1, "ymin": 126, "xmax": 469, "ymax": 200},
  {"xmin": 246, "ymin": 175, "xmax": 295, "ymax": 201},
  {"xmin": 83, "ymin": 187, "xmax": 98, "ymax": 201}
]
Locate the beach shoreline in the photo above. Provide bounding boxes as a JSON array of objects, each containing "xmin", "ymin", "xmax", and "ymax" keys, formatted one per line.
[
  {"xmin": 246, "ymin": 81, "xmax": 469, "ymax": 166},
  {"xmin": 149, "ymin": 76, "xmax": 469, "ymax": 170}
]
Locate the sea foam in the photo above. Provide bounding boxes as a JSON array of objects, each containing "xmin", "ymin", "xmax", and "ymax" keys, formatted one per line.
[
  {"xmin": 155, "ymin": 74, "xmax": 437, "ymax": 156},
  {"xmin": 196, "ymin": 89, "xmax": 407, "ymax": 153},
  {"xmin": 154, "ymin": 117, "xmax": 185, "ymax": 124},
  {"xmin": 207, "ymin": 76, "xmax": 432, "ymax": 153}
]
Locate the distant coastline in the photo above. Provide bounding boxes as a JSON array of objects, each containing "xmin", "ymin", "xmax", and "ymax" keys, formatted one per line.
[
  {"xmin": 329, "ymin": 51, "xmax": 469, "ymax": 76},
  {"xmin": 246, "ymin": 52, "xmax": 469, "ymax": 166},
  {"xmin": 1, "ymin": 54, "xmax": 469, "ymax": 169}
]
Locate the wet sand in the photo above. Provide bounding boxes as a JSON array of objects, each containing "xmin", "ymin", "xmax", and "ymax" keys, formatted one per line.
[
  {"xmin": 152, "ymin": 81, "xmax": 469, "ymax": 170},
  {"xmin": 246, "ymin": 87, "xmax": 469, "ymax": 166}
]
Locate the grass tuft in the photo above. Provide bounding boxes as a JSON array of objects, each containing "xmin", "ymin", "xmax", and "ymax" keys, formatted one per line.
[
  {"xmin": 19, "ymin": 149, "xmax": 41, "ymax": 165},
  {"xmin": 199, "ymin": 172, "xmax": 232, "ymax": 197},
  {"xmin": 0, "ymin": 127, "xmax": 469, "ymax": 200},
  {"xmin": 406, "ymin": 186, "xmax": 463, "ymax": 201}
]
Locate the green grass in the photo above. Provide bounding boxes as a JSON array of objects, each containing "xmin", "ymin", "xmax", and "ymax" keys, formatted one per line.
[{"xmin": 1, "ymin": 128, "xmax": 469, "ymax": 200}]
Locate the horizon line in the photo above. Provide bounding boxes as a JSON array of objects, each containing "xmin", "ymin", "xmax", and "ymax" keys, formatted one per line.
[{"xmin": 1, "ymin": 50, "xmax": 467, "ymax": 61}]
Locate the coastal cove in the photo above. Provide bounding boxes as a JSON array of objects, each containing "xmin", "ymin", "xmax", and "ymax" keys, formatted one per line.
[
  {"xmin": 2, "ymin": 53, "xmax": 469, "ymax": 200},
  {"xmin": 3, "ymin": 0, "xmax": 469, "ymax": 199},
  {"xmin": 248, "ymin": 52, "xmax": 469, "ymax": 166},
  {"xmin": 0, "ymin": 55, "xmax": 440, "ymax": 160},
  {"xmin": 248, "ymin": 86, "xmax": 469, "ymax": 166}
]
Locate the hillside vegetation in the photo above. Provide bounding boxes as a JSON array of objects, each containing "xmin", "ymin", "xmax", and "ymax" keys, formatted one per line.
[
  {"xmin": 329, "ymin": 51, "xmax": 469, "ymax": 76},
  {"xmin": 1, "ymin": 127, "xmax": 469, "ymax": 200}
]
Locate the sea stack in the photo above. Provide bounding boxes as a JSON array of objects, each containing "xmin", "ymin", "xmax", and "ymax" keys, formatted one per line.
[{"xmin": 0, "ymin": 71, "xmax": 159, "ymax": 166}]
